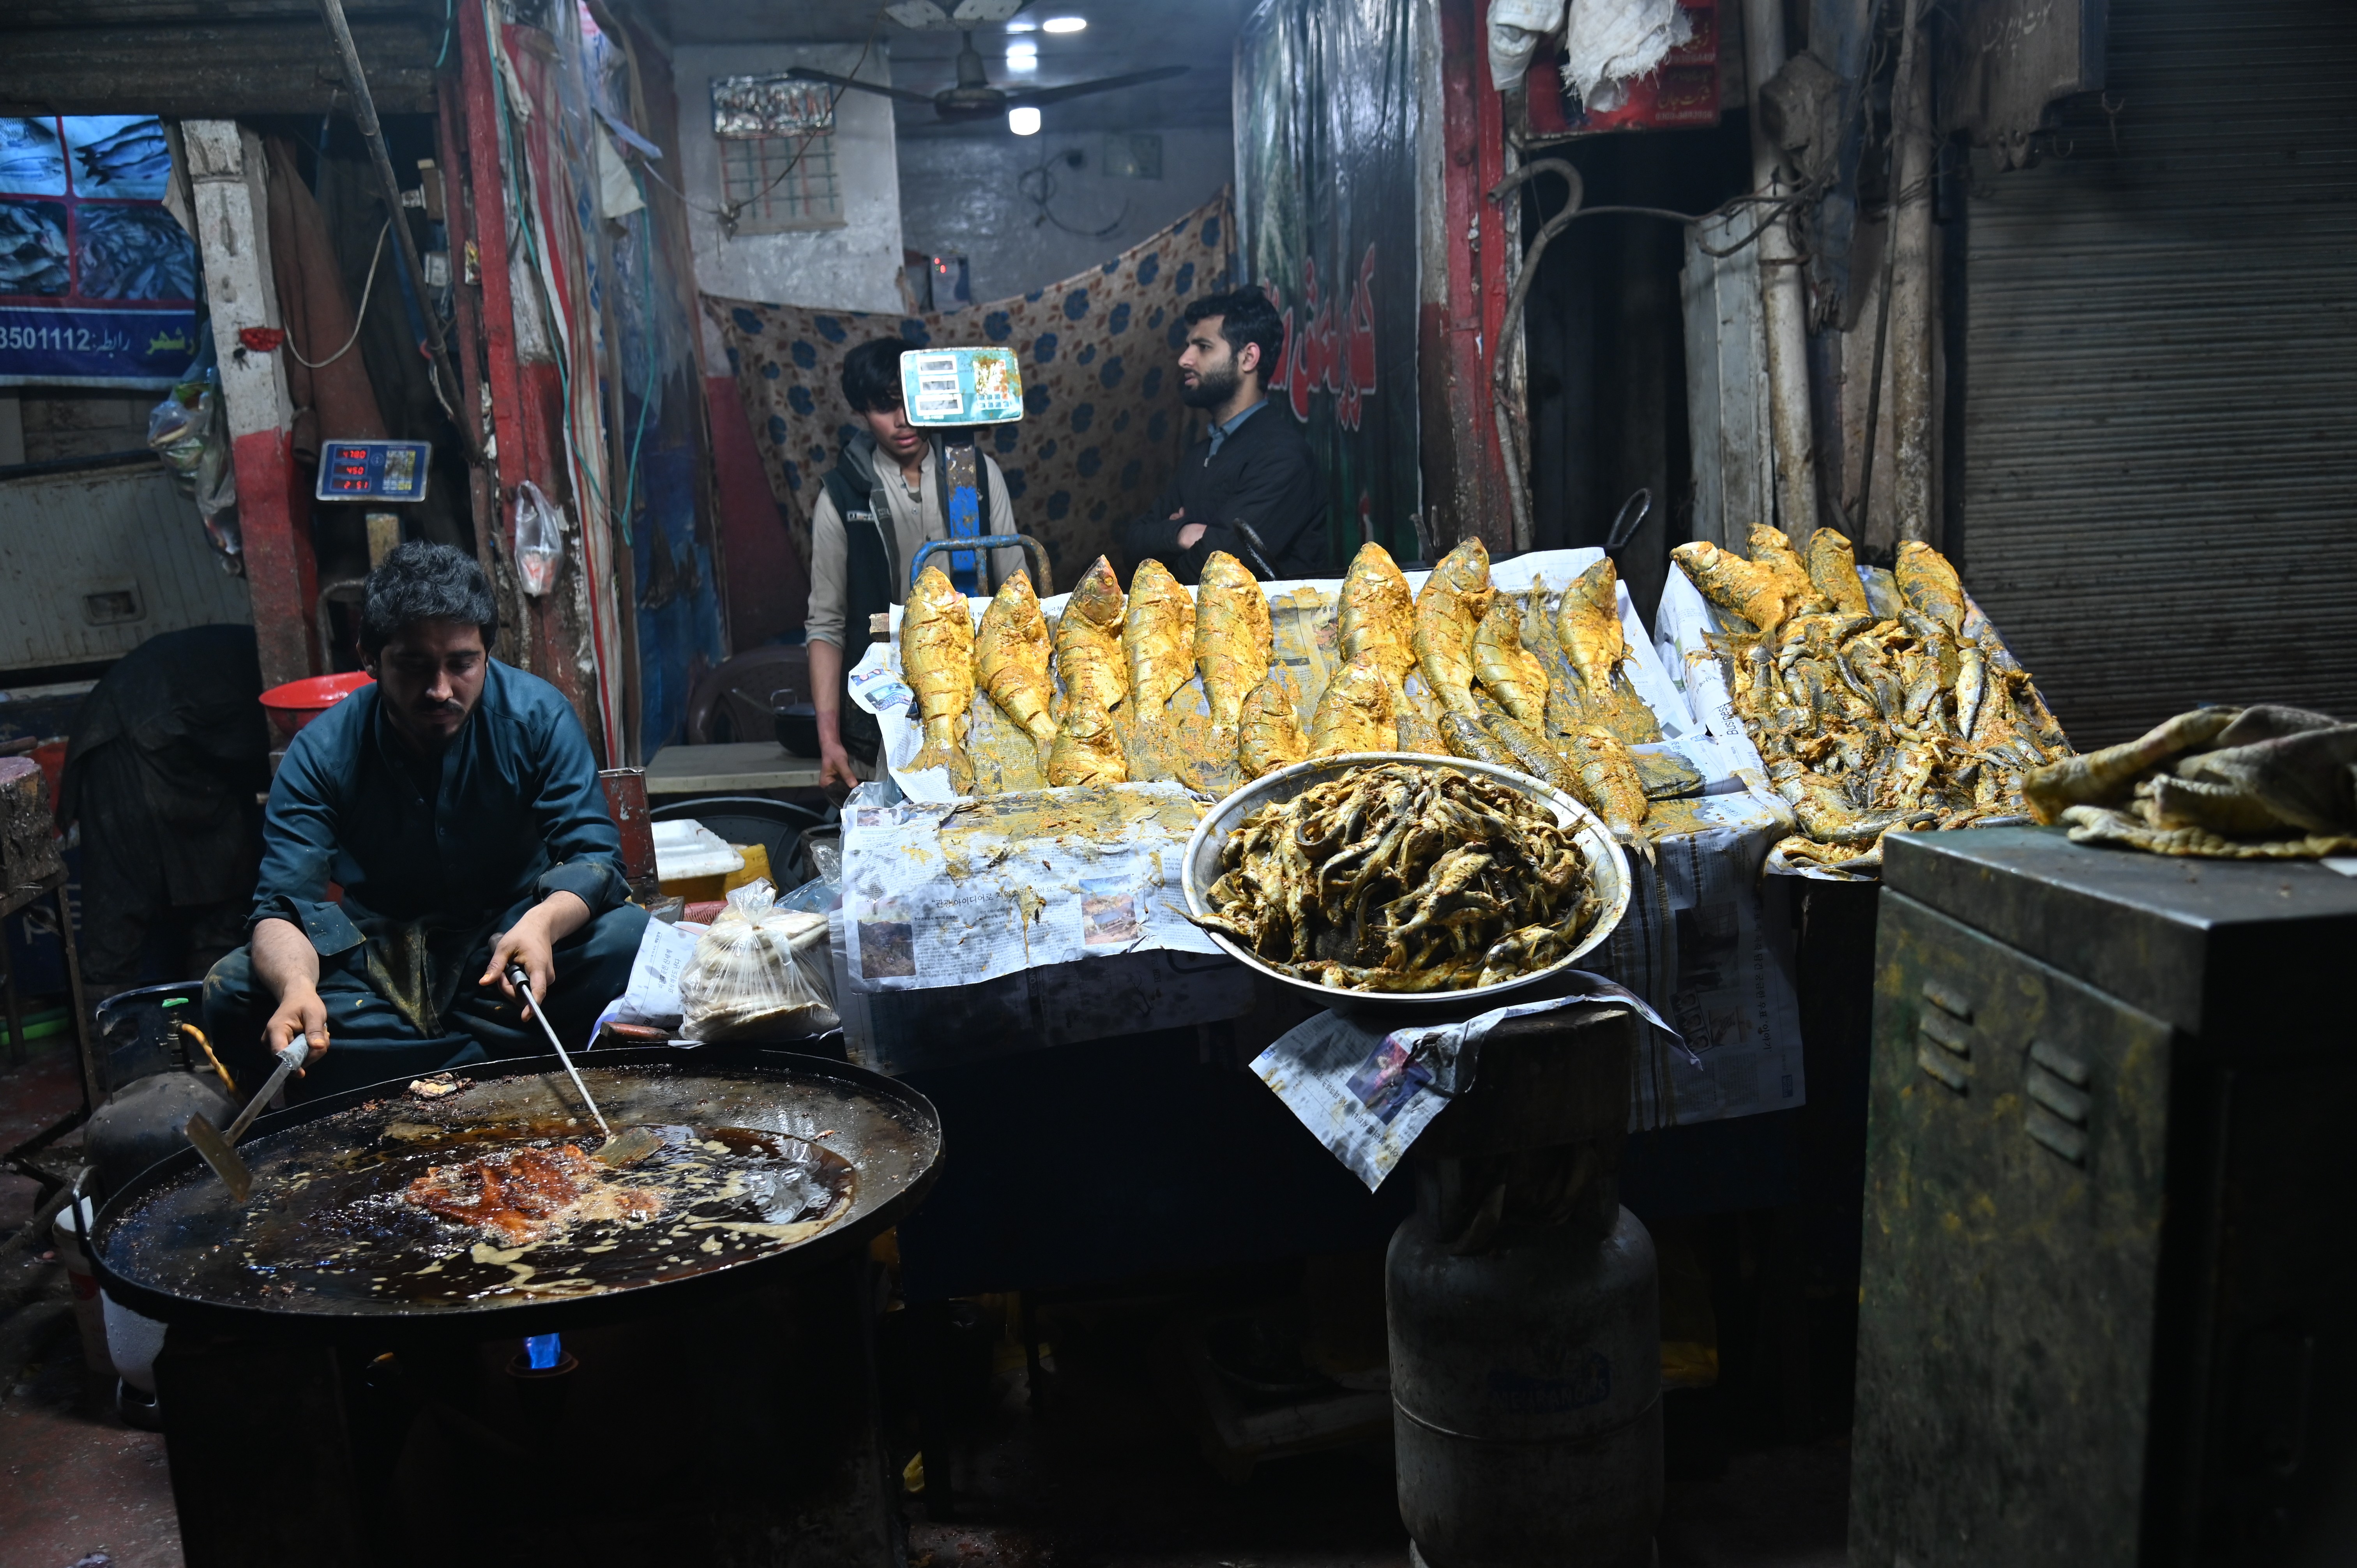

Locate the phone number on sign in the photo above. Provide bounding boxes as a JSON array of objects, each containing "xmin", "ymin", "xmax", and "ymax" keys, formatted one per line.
[{"xmin": 0, "ymin": 324, "xmax": 131, "ymax": 353}]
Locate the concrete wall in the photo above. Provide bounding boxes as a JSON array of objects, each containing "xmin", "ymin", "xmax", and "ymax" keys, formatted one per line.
[
  {"xmin": 895, "ymin": 125, "xmax": 1234, "ymax": 304},
  {"xmin": 673, "ymin": 43, "xmax": 906, "ymax": 363}
]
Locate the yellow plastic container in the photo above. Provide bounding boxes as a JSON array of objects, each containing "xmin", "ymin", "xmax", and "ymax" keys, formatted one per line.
[{"xmin": 658, "ymin": 842, "xmax": 771, "ymax": 904}]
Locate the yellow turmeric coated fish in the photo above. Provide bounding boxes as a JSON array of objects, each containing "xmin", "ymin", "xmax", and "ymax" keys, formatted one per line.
[
  {"xmin": 1557, "ymin": 558, "xmax": 1630, "ymax": 697},
  {"xmin": 1804, "ymin": 527, "xmax": 1871, "ymax": 617},
  {"xmin": 901, "ymin": 565, "xmax": 976, "ymax": 796},
  {"xmin": 1193, "ymin": 550, "xmax": 1272, "ymax": 727},
  {"xmin": 1338, "ymin": 541, "xmax": 1417, "ymax": 683},
  {"xmin": 1052, "ymin": 555, "xmax": 1127, "ymax": 716},
  {"xmin": 1894, "ymin": 540, "xmax": 1968, "ymax": 636},
  {"xmin": 1427, "ymin": 537, "xmax": 1496, "ymax": 622},
  {"xmin": 1045, "ymin": 696, "xmax": 1127, "ymax": 788},
  {"xmin": 1123, "ymin": 558, "xmax": 1196, "ymax": 712},
  {"xmin": 1472, "ymin": 597, "xmax": 1549, "ymax": 726},
  {"xmin": 974, "ymin": 571, "xmax": 1057, "ymax": 747},
  {"xmin": 1238, "ymin": 671, "xmax": 1309, "ymax": 779},
  {"xmin": 1307, "ymin": 650, "xmax": 1397, "ymax": 756},
  {"xmin": 1564, "ymin": 724, "xmax": 1650, "ymax": 852},
  {"xmin": 1747, "ymin": 525, "xmax": 1825, "ymax": 616},
  {"xmin": 1671, "ymin": 540, "xmax": 1791, "ymax": 633},
  {"xmin": 1412, "ymin": 577, "xmax": 1480, "ymax": 714}
]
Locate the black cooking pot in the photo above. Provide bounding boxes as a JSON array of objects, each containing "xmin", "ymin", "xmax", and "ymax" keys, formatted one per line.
[
  {"xmin": 88, "ymin": 1045, "xmax": 942, "ymax": 1343},
  {"xmin": 774, "ymin": 699, "xmax": 821, "ymax": 758}
]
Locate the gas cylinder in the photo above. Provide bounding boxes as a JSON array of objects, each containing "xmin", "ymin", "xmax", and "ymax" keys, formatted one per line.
[{"xmin": 1385, "ymin": 1003, "xmax": 1661, "ymax": 1567}]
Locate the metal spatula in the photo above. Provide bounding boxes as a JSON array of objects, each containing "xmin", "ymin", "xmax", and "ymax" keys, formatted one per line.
[
  {"xmin": 186, "ymin": 1041, "xmax": 312, "ymax": 1203},
  {"xmin": 504, "ymin": 962, "xmax": 658, "ymax": 1168}
]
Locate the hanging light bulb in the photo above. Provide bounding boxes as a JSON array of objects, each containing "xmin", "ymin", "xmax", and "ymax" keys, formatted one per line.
[{"xmin": 1008, "ymin": 105, "xmax": 1042, "ymax": 136}]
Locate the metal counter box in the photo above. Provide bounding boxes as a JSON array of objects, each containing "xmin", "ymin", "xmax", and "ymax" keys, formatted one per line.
[{"xmin": 1850, "ymin": 826, "xmax": 2357, "ymax": 1566}]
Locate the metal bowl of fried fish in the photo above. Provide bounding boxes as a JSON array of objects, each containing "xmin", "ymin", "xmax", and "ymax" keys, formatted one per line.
[{"xmin": 1182, "ymin": 753, "xmax": 1631, "ymax": 1011}]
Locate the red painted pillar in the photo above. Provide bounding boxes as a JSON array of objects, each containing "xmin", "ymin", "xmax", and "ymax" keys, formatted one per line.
[
  {"xmin": 183, "ymin": 120, "xmax": 316, "ymax": 689},
  {"xmin": 1423, "ymin": 0, "xmax": 1513, "ymax": 553}
]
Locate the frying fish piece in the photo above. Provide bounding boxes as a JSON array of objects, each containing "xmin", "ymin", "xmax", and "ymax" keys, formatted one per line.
[
  {"xmin": 1193, "ymin": 550, "xmax": 1272, "ymax": 727},
  {"xmin": 1307, "ymin": 651, "xmax": 1398, "ymax": 756},
  {"xmin": 1046, "ymin": 696, "xmax": 1128, "ymax": 786},
  {"xmin": 1804, "ymin": 527, "xmax": 1871, "ymax": 616},
  {"xmin": 1413, "ymin": 578, "xmax": 1481, "ymax": 714},
  {"xmin": 1124, "ymin": 558, "xmax": 1197, "ymax": 712},
  {"xmin": 1747, "ymin": 525, "xmax": 1825, "ymax": 616},
  {"xmin": 1472, "ymin": 597, "xmax": 1549, "ymax": 726},
  {"xmin": 1557, "ymin": 558, "xmax": 1631, "ymax": 697},
  {"xmin": 974, "ymin": 571, "xmax": 1057, "ymax": 747},
  {"xmin": 1428, "ymin": 536, "xmax": 1496, "ymax": 621},
  {"xmin": 1053, "ymin": 554, "xmax": 1127, "ymax": 714},
  {"xmin": 1894, "ymin": 540, "xmax": 1968, "ymax": 635},
  {"xmin": 403, "ymin": 1144, "xmax": 663, "ymax": 1246},
  {"xmin": 1238, "ymin": 671, "xmax": 1309, "ymax": 779},
  {"xmin": 901, "ymin": 566, "xmax": 977, "ymax": 796},
  {"xmin": 1338, "ymin": 541, "xmax": 1417, "ymax": 683},
  {"xmin": 1671, "ymin": 540, "xmax": 1791, "ymax": 633}
]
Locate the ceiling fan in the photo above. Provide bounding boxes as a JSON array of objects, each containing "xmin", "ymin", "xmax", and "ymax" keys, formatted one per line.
[{"xmin": 784, "ymin": 12, "xmax": 1189, "ymax": 125}]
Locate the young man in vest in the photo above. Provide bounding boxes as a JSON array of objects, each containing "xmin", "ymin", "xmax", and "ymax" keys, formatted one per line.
[
  {"xmin": 1114, "ymin": 288, "xmax": 1330, "ymax": 585},
  {"xmin": 806, "ymin": 336, "xmax": 1024, "ymax": 792}
]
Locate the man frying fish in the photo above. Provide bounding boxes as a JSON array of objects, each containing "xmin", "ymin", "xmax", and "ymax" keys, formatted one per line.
[{"xmin": 203, "ymin": 543, "xmax": 648, "ymax": 1099}]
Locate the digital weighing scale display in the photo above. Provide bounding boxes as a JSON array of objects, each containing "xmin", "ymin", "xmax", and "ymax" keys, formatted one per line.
[{"xmin": 316, "ymin": 439, "xmax": 433, "ymax": 503}]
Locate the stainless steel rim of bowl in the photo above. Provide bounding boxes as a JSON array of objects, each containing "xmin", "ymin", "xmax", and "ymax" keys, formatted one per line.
[{"xmin": 1180, "ymin": 751, "xmax": 1634, "ymax": 1009}]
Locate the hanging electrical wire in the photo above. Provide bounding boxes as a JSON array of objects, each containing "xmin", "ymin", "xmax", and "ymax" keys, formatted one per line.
[
  {"xmin": 284, "ymin": 219, "xmax": 391, "ymax": 369},
  {"xmin": 1017, "ymin": 146, "xmax": 1127, "ymax": 238}
]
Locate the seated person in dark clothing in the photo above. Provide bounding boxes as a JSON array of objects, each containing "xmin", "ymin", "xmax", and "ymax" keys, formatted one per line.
[
  {"xmin": 1114, "ymin": 288, "xmax": 1331, "ymax": 584},
  {"xmin": 203, "ymin": 543, "xmax": 648, "ymax": 1100},
  {"xmin": 57, "ymin": 624, "xmax": 269, "ymax": 1010}
]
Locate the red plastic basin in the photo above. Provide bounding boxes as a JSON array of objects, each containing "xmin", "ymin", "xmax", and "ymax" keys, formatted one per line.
[{"xmin": 260, "ymin": 671, "xmax": 375, "ymax": 742}]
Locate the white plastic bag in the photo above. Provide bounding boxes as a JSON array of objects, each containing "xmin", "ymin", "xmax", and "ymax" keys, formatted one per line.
[
  {"xmin": 513, "ymin": 479, "xmax": 565, "ymax": 597},
  {"xmin": 677, "ymin": 902, "xmax": 838, "ymax": 1041}
]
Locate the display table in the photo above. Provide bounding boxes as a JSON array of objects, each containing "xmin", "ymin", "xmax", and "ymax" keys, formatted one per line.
[{"xmin": 642, "ymin": 741, "xmax": 860, "ymax": 795}]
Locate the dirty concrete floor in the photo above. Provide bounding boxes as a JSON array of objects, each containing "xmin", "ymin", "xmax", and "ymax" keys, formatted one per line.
[{"xmin": 0, "ymin": 1037, "xmax": 1848, "ymax": 1568}]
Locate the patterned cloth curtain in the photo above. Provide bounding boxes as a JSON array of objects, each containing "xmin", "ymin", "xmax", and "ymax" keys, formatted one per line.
[{"xmin": 708, "ymin": 190, "xmax": 1236, "ymax": 600}]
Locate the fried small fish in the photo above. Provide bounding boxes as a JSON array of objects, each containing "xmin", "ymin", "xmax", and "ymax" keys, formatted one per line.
[
  {"xmin": 1413, "ymin": 578, "xmax": 1480, "ymax": 714},
  {"xmin": 1563, "ymin": 725, "xmax": 1651, "ymax": 851},
  {"xmin": 1894, "ymin": 540, "xmax": 1968, "ymax": 636},
  {"xmin": 1307, "ymin": 651, "xmax": 1398, "ymax": 756},
  {"xmin": 1124, "ymin": 558, "xmax": 1197, "ymax": 712},
  {"xmin": 1557, "ymin": 558, "xmax": 1630, "ymax": 697},
  {"xmin": 1428, "ymin": 537, "xmax": 1496, "ymax": 622},
  {"xmin": 1046, "ymin": 696, "xmax": 1128, "ymax": 787},
  {"xmin": 1053, "ymin": 555, "xmax": 1128, "ymax": 715},
  {"xmin": 1671, "ymin": 540, "xmax": 1791, "ymax": 633},
  {"xmin": 974, "ymin": 570, "xmax": 1057, "ymax": 747},
  {"xmin": 1473, "ymin": 597, "xmax": 1549, "ymax": 725},
  {"xmin": 1238, "ymin": 671, "xmax": 1309, "ymax": 779},
  {"xmin": 1804, "ymin": 527, "xmax": 1871, "ymax": 616},
  {"xmin": 1747, "ymin": 525, "xmax": 1825, "ymax": 616},
  {"xmin": 1193, "ymin": 550, "xmax": 1272, "ymax": 727}
]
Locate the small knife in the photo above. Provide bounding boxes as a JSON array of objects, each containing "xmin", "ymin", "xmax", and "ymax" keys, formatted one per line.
[{"xmin": 186, "ymin": 1041, "xmax": 313, "ymax": 1203}]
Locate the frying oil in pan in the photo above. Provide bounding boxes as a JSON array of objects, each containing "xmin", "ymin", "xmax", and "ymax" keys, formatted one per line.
[{"xmin": 216, "ymin": 1119, "xmax": 858, "ymax": 1308}]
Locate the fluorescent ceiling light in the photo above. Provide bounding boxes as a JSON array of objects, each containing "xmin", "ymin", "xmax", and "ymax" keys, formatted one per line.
[
  {"xmin": 1008, "ymin": 106, "xmax": 1042, "ymax": 135},
  {"xmin": 1005, "ymin": 43, "xmax": 1037, "ymax": 70},
  {"xmin": 1004, "ymin": 19, "xmax": 1037, "ymax": 30},
  {"xmin": 1041, "ymin": 15, "xmax": 1087, "ymax": 32}
]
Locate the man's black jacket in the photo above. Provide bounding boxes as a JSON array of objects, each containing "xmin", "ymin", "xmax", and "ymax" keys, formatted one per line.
[{"xmin": 1114, "ymin": 401, "xmax": 1331, "ymax": 583}]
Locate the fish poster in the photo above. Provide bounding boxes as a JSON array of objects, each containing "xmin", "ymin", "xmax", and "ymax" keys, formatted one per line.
[
  {"xmin": 1235, "ymin": 0, "xmax": 1422, "ymax": 566},
  {"xmin": 0, "ymin": 115, "xmax": 200, "ymax": 387}
]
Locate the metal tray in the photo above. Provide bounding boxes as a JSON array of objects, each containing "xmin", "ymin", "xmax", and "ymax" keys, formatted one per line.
[{"xmin": 1179, "ymin": 752, "xmax": 1632, "ymax": 1013}]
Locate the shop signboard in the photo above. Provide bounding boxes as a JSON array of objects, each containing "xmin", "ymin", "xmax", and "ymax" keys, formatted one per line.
[
  {"xmin": 0, "ymin": 115, "xmax": 200, "ymax": 388},
  {"xmin": 1235, "ymin": 0, "xmax": 1422, "ymax": 565}
]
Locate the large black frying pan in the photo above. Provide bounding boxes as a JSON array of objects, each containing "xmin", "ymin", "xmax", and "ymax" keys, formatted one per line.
[{"xmin": 88, "ymin": 1046, "xmax": 941, "ymax": 1343}]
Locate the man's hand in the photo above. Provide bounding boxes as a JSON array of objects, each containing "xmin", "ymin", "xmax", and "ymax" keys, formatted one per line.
[
  {"xmin": 1177, "ymin": 522, "xmax": 1207, "ymax": 549},
  {"xmin": 480, "ymin": 891, "xmax": 592, "ymax": 1019},
  {"xmin": 818, "ymin": 738, "xmax": 860, "ymax": 793},
  {"xmin": 263, "ymin": 983, "xmax": 330, "ymax": 1065}
]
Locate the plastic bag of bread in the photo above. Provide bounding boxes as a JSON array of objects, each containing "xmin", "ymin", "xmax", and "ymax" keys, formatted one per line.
[{"xmin": 677, "ymin": 900, "xmax": 839, "ymax": 1041}]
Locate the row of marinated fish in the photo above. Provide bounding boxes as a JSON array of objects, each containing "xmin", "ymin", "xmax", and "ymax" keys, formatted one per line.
[
  {"xmin": 1194, "ymin": 761, "xmax": 1605, "ymax": 993},
  {"xmin": 1670, "ymin": 527, "xmax": 2071, "ymax": 872},
  {"xmin": 896, "ymin": 538, "xmax": 1689, "ymax": 851}
]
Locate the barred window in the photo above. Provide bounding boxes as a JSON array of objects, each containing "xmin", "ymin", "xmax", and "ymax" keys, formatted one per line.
[{"xmin": 719, "ymin": 131, "xmax": 843, "ymax": 233}]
